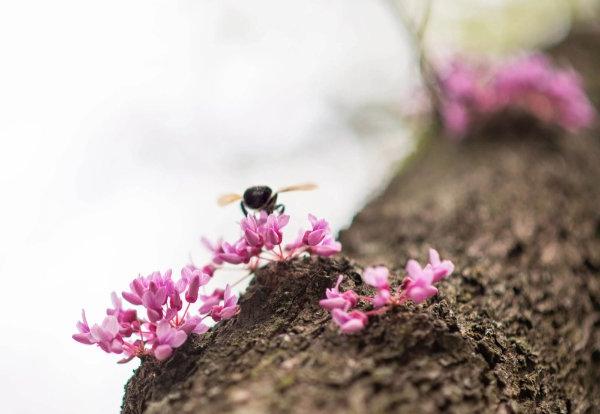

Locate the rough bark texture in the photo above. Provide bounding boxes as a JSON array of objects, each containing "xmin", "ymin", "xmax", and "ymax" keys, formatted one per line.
[{"xmin": 122, "ymin": 30, "xmax": 600, "ymax": 413}]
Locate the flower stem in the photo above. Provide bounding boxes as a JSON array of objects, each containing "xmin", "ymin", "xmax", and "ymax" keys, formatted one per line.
[{"xmin": 180, "ymin": 302, "xmax": 191, "ymax": 323}]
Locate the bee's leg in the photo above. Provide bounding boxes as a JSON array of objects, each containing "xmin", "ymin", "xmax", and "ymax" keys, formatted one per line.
[
  {"xmin": 275, "ymin": 204, "xmax": 285, "ymax": 214},
  {"xmin": 240, "ymin": 202, "xmax": 249, "ymax": 217}
]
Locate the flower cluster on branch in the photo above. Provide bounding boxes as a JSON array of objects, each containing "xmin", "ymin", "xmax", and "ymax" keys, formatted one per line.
[
  {"xmin": 73, "ymin": 267, "xmax": 238, "ymax": 362},
  {"xmin": 320, "ymin": 249, "xmax": 454, "ymax": 334},
  {"xmin": 74, "ymin": 212, "xmax": 341, "ymax": 362},
  {"xmin": 201, "ymin": 212, "xmax": 341, "ymax": 273},
  {"xmin": 439, "ymin": 54, "xmax": 595, "ymax": 138}
]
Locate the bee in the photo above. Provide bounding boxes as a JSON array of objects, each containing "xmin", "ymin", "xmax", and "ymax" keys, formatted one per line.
[{"xmin": 218, "ymin": 183, "xmax": 317, "ymax": 216}]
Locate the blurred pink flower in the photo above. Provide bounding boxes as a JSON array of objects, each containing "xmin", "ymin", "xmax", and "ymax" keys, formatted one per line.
[
  {"xmin": 89, "ymin": 315, "xmax": 123, "ymax": 354},
  {"xmin": 362, "ymin": 266, "xmax": 390, "ymax": 290},
  {"xmin": 75, "ymin": 264, "xmax": 240, "ymax": 363},
  {"xmin": 285, "ymin": 214, "xmax": 341, "ymax": 257},
  {"xmin": 262, "ymin": 214, "xmax": 289, "ymax": 249},
  {"xmin": 210, "ymin": 285, "xmax": 240, "ymax": 322},
  {"xmin": 362, "ymin": 266, "xmax": 392, "ymax": 308},
  {"xmin": 402, "ymin": 260, "xmax": 438, "ymax": 304},
  {"xmin": 152, "ymin": 320, "xmax": 187, "ymax": 361},
  {"xmin": 372, "ymin": 288, "xmax": 391, "ymax": 308},
  {"xmin": 72, "ymin": 310, "xmax": 94, "ymax": 345},
  {"xmin": 240, "ymin": 211, "xmax": 268, "ymax": 247},
  {"xmin": 331, "ymin": 309, "xmax": 368, "ymax": 334},
  {"xmin": 309, "ymin": 236, "xmax": 342, "ymax": 257},
  {"xmin": 427, "ymin": 248, "xmax": 454, "ymax": 283},
  {"xmin": 199, "ymin": 288, "xmax": 225, "ymax": 315},
  {"xmin": 319, "ymin": 275, "xmax": 359, "ymax": 311},
  {"xmin": 438, "ymin": 53, "xmax": 595, "ymax": 138},
  {"xmin": 493, "ymin": 54, "xmax": 594, "ymax": 131}
]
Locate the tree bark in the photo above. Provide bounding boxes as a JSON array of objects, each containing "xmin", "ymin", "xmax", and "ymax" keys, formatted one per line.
[{"xmin": 122, "ymin": 30, "xmax": 600, "ymax": 414}]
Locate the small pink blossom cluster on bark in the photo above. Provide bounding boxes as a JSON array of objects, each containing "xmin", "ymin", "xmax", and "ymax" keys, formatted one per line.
[
  {"xmin": 439, "ymin": 54, "xmax": 595, "ymax": 138},
  {"xmin": 73, "ymin": 266, "xmax": 239, "ymax": 362},
  {"xmin": 320, "ymin": 249, "xmax": 454, "ymax": 334},
  {"xmin": 201, "ymin": 213, "xmax": 341, "ymax": 274}
]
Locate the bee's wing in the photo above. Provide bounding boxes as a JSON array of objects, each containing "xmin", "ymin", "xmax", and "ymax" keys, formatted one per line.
[
  {"xmin": 276, "ymin": 183, "xmax": 318, "ymax": 193},
  {"xmin": 217, "ymin": 193, "xmax": 242, "ymax": 206}
]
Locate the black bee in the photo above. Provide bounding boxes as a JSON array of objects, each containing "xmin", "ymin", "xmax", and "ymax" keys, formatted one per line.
[{"xmin": 218, "ymin": 183, "xmax": 317, "ymax": 216}]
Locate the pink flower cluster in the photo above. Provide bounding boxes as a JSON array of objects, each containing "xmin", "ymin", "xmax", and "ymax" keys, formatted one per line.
[
  {"xmin": 202, "ymin": 213, "xmax": 341, "ymax": 273},
  {"xmin": 320, "ymin": 248, "xmax": 454, "ymax": 334},
  {"xmin": 439, "ymin": 54, "xmax": 595, "ymax": 138},
  {"xmin": 73, "ymin": 266, "xmax": 239, "ymax": 362}
]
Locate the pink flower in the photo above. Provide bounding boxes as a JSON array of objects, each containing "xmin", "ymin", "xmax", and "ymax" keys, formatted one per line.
[
  {"xmin": 117, "ymin": 339, "xmax": 145, "ymax": 364},
  {"xmin": 211, "ymin": 285, "xmax": 239, "ymax": 322},
  {"xmin": 240, "ymin": 212, "xmax": 289, "ymax": 250},
  {"xmin": 201, "ymin": 263, "xmax": 216, "ymax": 277},
  {"xmin": 331, "ymin": 309, "xmax": 368, "ymax": 334},
  {"xmin": 372, "ymin": 289, "xmax": 391, "ymax": 308},
  {"xmin": 72, "ymin": 310, "xmax": 94, "ymax": 345},
  {"xmin": 219, "ymin": 238, "xmax": 260, "ymax": 265},
  {"xmin": 142, "ymin": 282, "xmax": 169, "ymax": 322},
  {"xmin": 439, "ymin": 60, "xmax": 494, "ymax": 138},
  {"xmin": 362, "ymin": 267, "xmax": 392, "ymax": 308},
  {"xmin": 402, "ymin": 260, "xmax": 438, "ymax": 304},
  {"xmin": 198, "ymin": 288, "xmax": 224, "ymax": 314},
  {"xmin": 493, "ymin": 54, "xmax": 594, "ymax": 131},
  {"xmin": 106, "ymin": 292, "xmax": 138, "ymax": 336},
  {"xmin": 90, "ymin": 315, "xmax": 123, "ymax": 354},
  {"xmin": 240, "ymin": 212, "xmax": 268, "ymax": 247},
  {"xmin": 152, "ymin": 320, "xmax": 187, "ymax": 361},
  {"xmin": 285, "ymin": 214, "xmax": 341, "ymax": 257},
  {"xmin": 185, "ymin": 274, "xmax": 201, "ymax": 304},
  {"xmin": 201, "ymin": 237, "xmax": 226, "ymax": 265},
  {"xmin": 285, "ymin": 230, "xmax": 305, "ymax": 251},
  {"xmin": 122, "ymin": 270, "xmax": 175, "ymax": 308},
  {"xmin": 442, "ymin": 101, "xmax": 470, "ymax": 137},
  {"xmin": 319, "ymin": 275, "xmax": 359, "ymax": 311},
  {"xmin": 320, "ymin": 247, "xmax": 456, "ymax": 336},
  {"xmin": 218, "ymin": 240, "xmax": 247, "ymax": 264},
  {"xmin": 427, "ymin": 248, "xmax": 454, "ymax": 283},
  {"xmin": 179, "ymin": 316, "xmax": 210, "ymax": 335},
  {"xmin": 181, "ymin": 267, "xmax": 210, "ymax": 304},
  {"xmin": 437, "ymin": 53, "xmax": 595, "ymax": 138},
  {"xmin": 310, "ymin": 236, "xmax": 341, "ymax": 257},
  {"xmin": 305, "ymin": 214, "xmax": 330, "ymax": 246},
  {"xmin": 362, "ymin": 266, "xmax": 390, "ymax": 290},
  {"xmin": 261, "ymin": 214, "xmax": 289, "ymax": 249}
]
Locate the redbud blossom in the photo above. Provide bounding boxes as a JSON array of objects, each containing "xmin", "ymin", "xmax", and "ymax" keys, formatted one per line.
[
  {"xmin": 438, "ymin": 54, "xmax": 595, "ymax": 138},
  {"xmin": 204, "ymin": 212, "xmax": 342, "ymax": 277},
  {"xmin": 402, "ymin": 260, "xmax": 438, "ymax": 304},
  {"xmin": 73, "ymin": 310, "xmax": 94, "ymax": 345},
  {"xmin": 152, "ymin": 320, "xmax": 187, "ymax": 361},
  {"xmin": 287, "ymin": 214, "xmax": 342, "ymax": 257},
  {"xmin": 362, "ymin": 266, "xmax": 390, "ymax": 290},
  {"xmin": 262, "ymin": 214, "xmax": 289, "ymax": 249},
  {"xmin": 89, "ymin": 315, "xmax": 123, "ymax": 354},
  {"xmin": 320, "ymin": 248, "xmax": 455, "ymax": 334},
  {"xmin": 427, "ymin": 248, "xmax": 454, "ymax": 283},
  {"xmin": 77, "ymin": 211, "xmax": 341, "ymax": 362},
  {"xmin": 331, "ymin": 309, "xmax": 369, "ymax": 334},
  {"xmin": 199, "ymin": 288, "xmax": 224, "ymax": 315},
  {"xmin": 210, "ymin": 285, "xmax": 240, "ymax": 322},
  {"xmin": 74, "ymin": 265, "xmax": 240, "ymax": 363},
  {"xmin": 319, "ymin": 275, "xmax": 359, "ymax": 311},
  {"xmin": 240, "ymin": 212, "xmax": 267, "ymax": 247}
]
